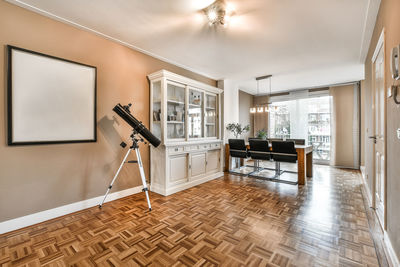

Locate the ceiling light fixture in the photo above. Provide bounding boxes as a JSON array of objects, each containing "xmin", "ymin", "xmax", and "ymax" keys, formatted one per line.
[
  {"xmin": 203, "ymin": 0, "xmax": 235, "ymax": 27},
  {"xmin": 207, "ymin": 10, "xmax": 217, "ymax": 21},
  {"xmin": 250, "ymin": 75, "xmax": 277, "ymax": 114}
]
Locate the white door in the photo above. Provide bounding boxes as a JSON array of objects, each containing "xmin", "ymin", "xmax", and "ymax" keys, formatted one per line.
[
  {"xmin": 190, "ymin": 152, "xmax": 206, "ymax": 179},
  {"xmin": 206, "ymin": 150, "xmax": 220, "ymax": 173},
  {"xmin": 371, "ymin": 31, "xmax": 386, "ymax": 229},
  {"xmin": 169, "ymin": 154, "xmax": 188, "ymax": 185}
]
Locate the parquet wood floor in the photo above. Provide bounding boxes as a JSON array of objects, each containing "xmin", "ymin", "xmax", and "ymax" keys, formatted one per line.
[{"xmin": 0, "ymin": 165, "xmax": 383, "ymax": 266}]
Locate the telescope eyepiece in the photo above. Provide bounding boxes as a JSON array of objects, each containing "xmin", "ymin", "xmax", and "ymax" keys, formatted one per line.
[{"xmin": 123, "ymin": 103, "xmax": 132, "ymax": 113}]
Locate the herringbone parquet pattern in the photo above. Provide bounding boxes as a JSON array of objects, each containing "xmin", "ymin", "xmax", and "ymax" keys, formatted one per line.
[{"xmin": 0, "ymin": 166, "xmax": 380, "ymax": 266}]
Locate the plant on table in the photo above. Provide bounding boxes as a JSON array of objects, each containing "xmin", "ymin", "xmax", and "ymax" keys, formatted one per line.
[
  {"xmin": 226, "ymin": 123, "xmax": 250, "ymax": 139},
  {"xmin": 256, "ymin": 129, "xmax": 268, "ymax": 139}
]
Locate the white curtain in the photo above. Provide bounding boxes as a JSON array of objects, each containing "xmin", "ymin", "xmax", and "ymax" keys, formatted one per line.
[
  {"xmin": 329, "ymin": 83, "xmax": 360, "ymax": 168},
  {"xmin": 330, "ymin": 94, "xmax": 337, "ymax": 165}
]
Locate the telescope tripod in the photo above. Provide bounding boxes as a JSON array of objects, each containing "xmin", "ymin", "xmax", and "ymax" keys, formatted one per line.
[{"xmin": 99, "ymin": 131, "xmax": 152, "ymax": 211}]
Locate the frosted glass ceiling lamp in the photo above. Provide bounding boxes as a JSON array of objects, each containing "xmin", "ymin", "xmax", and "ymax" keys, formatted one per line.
[
  {"xmin": 264, "ymin": 75, "xmax": 274, "ymax": 113},
  {"xmin": 207, "ymin": 10, "xmax": 217, "ymax": 21},
  {"xmin": 265, "ymin": 106, "xmax": 277, "ymax": 113},
  {"xmin": 250, "ymin": 79, "xmax": 262, "ymax": 113},
  {"xmin": 257, "ymin": 107, "xmax": 264, "ymax": 113},
  {"xmin": 203, "ymin": 0, "xmax": 235, "ymax": 27},
  {"xmin": 250, "ymin": 74, "xmax": 273, "ymax": 113}
]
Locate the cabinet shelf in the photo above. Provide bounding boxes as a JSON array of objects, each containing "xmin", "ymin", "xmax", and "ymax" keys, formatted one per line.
[
  {"xmin": 167, "ymin": 121, "xmax": 184, "ymax": 124},
  {"xmin": 206, "ymin": 107, "xmax": 216, "ymax": 110},
  {"xmin": 167, "ymin": 100, "xmax": 185, "ymax": 105},
  {"xmin": 189, "ymin": 103, "xmax": 201, "ymax": 108}
]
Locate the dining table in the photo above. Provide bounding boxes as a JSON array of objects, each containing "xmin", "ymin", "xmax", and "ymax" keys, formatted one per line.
[{"xmin": 224, "ymin": 143, "xmax": 313, "ymax": 185}]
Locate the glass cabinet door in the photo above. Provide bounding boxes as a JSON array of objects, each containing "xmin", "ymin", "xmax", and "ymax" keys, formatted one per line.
[
  {"xmin": 205, "ymin": 94, "xmax": 217, "ymax": 138},
  {"xmin": 188, "ymin": 88, "xmax": 204, "ymax": 138},
  {"xmin": 151, "ymin": 80, "xmax": 162, "ymax": 140},
  {"xmin": 166, "ymin": 82, "xmax": 186, "ymax": 139}
]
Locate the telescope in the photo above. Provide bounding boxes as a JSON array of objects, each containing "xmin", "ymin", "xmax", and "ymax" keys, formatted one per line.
[
  {"xmin": 113, "ymin": 103, "xmax": 161, "ymax": 147},
  {"xmin": 99, "ymin": 103, "xmax": 161, "ymax": 211}
]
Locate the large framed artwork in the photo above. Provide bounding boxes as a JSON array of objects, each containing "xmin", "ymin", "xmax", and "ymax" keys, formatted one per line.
[{"xmin": 7, "ymin": 45, "xmax": 97, "ymax": 145}]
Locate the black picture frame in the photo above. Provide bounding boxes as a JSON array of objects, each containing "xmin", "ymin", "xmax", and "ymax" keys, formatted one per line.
[{"xmin": 7, "ymin": 45, "xmax": 97, "ymax": 146}]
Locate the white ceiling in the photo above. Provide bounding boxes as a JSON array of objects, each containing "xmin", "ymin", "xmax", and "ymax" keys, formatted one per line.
[{"xmin": 7, "ymin": 0, "xmax": 380, "ymax": 94}]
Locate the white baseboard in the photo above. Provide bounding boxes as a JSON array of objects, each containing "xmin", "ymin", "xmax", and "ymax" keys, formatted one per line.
[
  {"xmin": 359, "ymin": 170, "xmax": 399, "ymax": 266},
  {"xmin": 331, "ymin": 165, "xmax": 359, "ymax": 170},
  {"xmin": 384, "ymin": 231, "xmax": 400, "ymax": 267},
  {"xmin": 364, "ymin": 185, "xmax": 373, "ymax": 208},
  {"xmin": 358, "ymin": 167, "xmax": 373, "ymax": 208},
  {"xmin": 0, "ymin": 185, "xmax": 144, "ymax": 235},
  {"xmin": 360, "ymin": 165, "xmax": 366, "ymax": 178},
  {"xmin": 150, "ymin": 183, "xmax": 166, "ymax": 196}
]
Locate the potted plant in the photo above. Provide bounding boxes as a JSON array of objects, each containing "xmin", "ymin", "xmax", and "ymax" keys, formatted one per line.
[
  {"xmin": 226, "ymin": 123, "xmax": 250, "ymax": 139},
  {"xmin": 256, "ymin": 129, "xmax": 268, "ymax": 140}
]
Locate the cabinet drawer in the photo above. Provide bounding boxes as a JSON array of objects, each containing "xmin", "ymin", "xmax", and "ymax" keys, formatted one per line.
[
  {"xmin": 189, "ymin": 144, "xmax": 208, "ymax": 151},
  {"xmin": 168, "ymin": 146, "xmax": 184, "ymax": 154},
  {"xmin": 190, "ymin": 145, "xmax": 201, "ymax": 151},
  {"xmin": 210, "ymin": 143, "xmax": 221, "ymax": 149}
]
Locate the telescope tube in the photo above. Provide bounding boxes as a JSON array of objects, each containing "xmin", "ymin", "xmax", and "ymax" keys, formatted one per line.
[{"xmin": 113, "ymin": 103, "xmax": 161, "ymax": 147}]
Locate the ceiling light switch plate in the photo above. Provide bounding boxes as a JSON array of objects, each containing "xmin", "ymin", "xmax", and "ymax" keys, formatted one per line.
[{"xmin": 397, "ymin": 128, "xmax": 400, "ymax": 139}]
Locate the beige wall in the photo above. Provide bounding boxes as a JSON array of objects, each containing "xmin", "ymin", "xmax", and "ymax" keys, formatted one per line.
[
  {"xmin": 238, "ymin": 90, "xmax": 254, "ymax": 139},
  {"xmin": 363, "ymin": 0, "xmax": 400, "ymax": 258},
  {"xmin": 0, "ymin": 1, "xmax": 215, "ymax": 222}
]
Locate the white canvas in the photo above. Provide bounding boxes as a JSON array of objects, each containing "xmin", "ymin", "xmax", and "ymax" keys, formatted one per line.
[{"xmin": 10, "ymin": 48, "xmax": 96, "ymax": 143}]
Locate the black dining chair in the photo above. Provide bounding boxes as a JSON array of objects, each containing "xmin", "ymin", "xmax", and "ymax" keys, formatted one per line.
[
  {"xmin": 271, "ymin": 141, "xmax": 298, "ymax": 181},
  {"xmin": 248, "ymin": 139, "xmax": 271, "ymax": 173},
  {"xmin": 287, "ymin": 139, "xmax": 306, "ymax": 145},
  {"xmin": 267, "ymin": 138, "xmax": 283, "ymax": 143},
  {"xmin": 248, "ymin": 137, "xmax": 262, "ymax": 141},
  {"xmin": 228, "ymin": 139, "xmax": 252, "ymax": 175}
]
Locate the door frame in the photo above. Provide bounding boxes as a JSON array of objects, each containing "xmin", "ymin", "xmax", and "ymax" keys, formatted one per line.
[{"xmin": 371, "ymin": 28, "xmax": 387, "ymax": 230}]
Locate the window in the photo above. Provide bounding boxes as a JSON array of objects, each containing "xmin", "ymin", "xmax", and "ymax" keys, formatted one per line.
[
  {"xmin": 307, "ymin": 97, "xmax": 331, "ymax": 161},
  {"xmin": 268, "ymin": 103, "xmax": 290, "ymax": 139},
  {"xmin": 268, "ymin": 96, "xmax": 331, "ymax": 163}
]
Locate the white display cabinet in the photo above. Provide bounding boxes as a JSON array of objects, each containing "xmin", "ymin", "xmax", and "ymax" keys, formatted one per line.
[{"xmin": 148, "ymin": 70, "xmax": 223, "ymax": 196}]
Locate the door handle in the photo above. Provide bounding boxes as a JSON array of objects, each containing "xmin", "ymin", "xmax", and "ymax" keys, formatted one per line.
[{"xmin": 369, "ymin": 136, "xmax": 377, "ymax": 143}]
